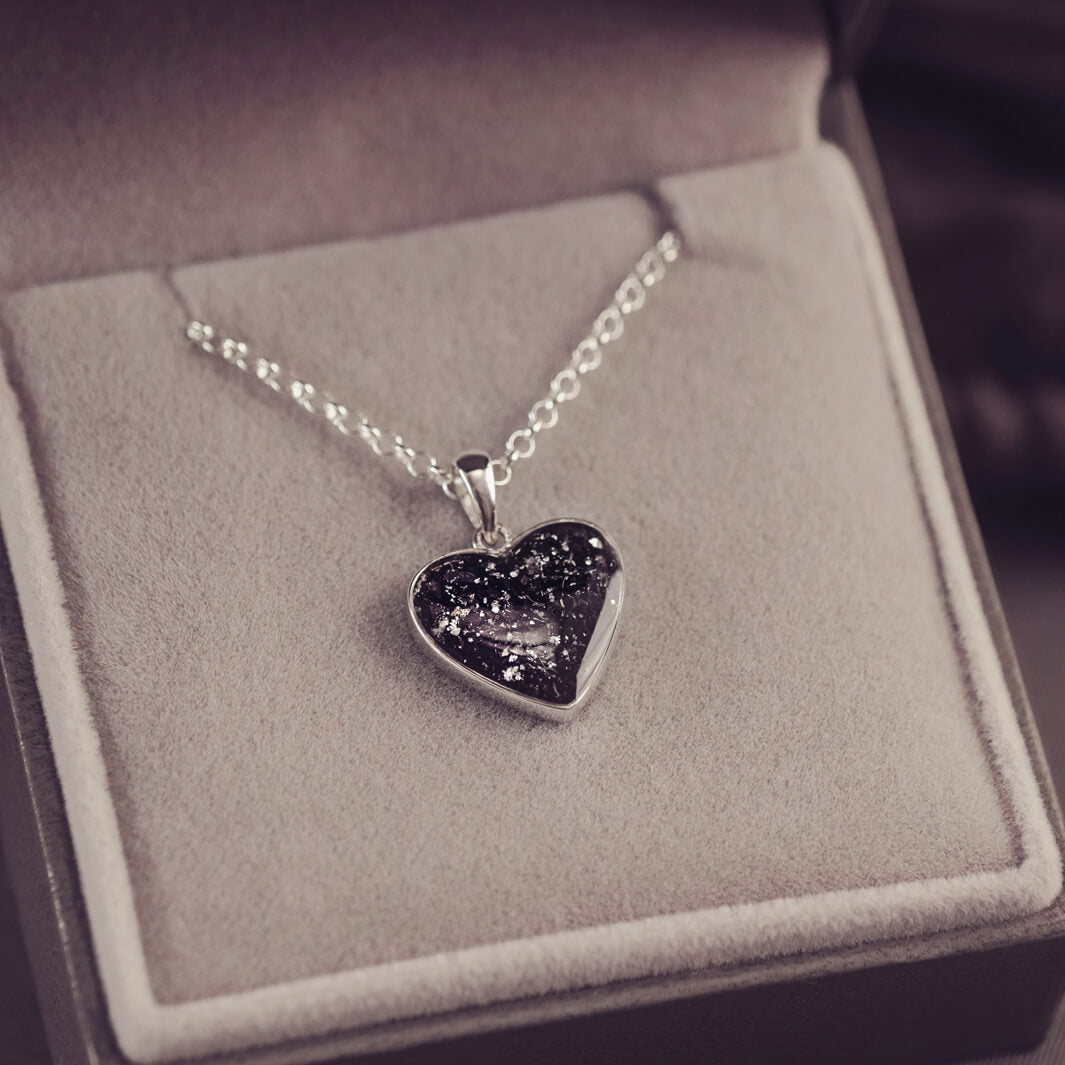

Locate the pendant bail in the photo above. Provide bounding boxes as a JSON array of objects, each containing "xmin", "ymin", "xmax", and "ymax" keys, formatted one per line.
[{"xmin": 453, "ymin": 451, "xmax": 499, "ymax": 541}]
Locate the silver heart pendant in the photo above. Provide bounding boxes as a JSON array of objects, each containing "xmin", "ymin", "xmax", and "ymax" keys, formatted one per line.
[{"xmin": 408, "ymin": 516, "xmax": 624, "ymax": 723}]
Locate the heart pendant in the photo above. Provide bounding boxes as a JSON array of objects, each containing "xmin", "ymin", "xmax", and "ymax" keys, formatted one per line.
[{"xmin": 408, "ymin": 519, "xmax": 624, "ymax": 722}]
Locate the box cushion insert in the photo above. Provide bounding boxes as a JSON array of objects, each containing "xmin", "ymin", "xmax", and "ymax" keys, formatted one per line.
[
  {"xmin": 0, "ymin": 0, "xmax": 827, "ymax": 290},
  {"xmin": 0, "ymin": 144, "xmax": 1059, "ymax": 1062}
]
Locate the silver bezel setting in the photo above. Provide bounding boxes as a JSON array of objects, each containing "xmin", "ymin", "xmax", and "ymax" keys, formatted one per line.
[{"xmin": 406, "ymin": 518, "xmax": 624, "ymax": 724}]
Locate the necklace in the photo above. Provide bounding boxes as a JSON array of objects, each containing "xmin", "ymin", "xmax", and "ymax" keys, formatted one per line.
[{"xmin": 185, "ymin": 229, "xmax": 681, "ymax": 721}]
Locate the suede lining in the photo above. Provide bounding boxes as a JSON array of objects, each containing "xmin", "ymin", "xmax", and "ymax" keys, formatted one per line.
[
  {"xmin": 0, "ymin": 145, "xmax": 1060, "ymax": 1062},
  {"xmin": 0, "ymin": 0, "xmax": 827, "ymax": 290}
]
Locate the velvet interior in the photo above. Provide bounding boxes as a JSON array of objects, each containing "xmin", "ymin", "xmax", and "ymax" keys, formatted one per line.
[
  {"xmin": 0, "ymin": 143, "xmax": 1060, "ymax": 1062},
  {"xmin": 0, "ymin": 0, "xmax": 826, "ymax": 290}
]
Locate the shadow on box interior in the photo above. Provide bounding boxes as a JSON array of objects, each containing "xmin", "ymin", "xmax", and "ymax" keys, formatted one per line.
[{"xmin": 1, "ymin": 3, "xmax": 1065, "ymax": 1065}]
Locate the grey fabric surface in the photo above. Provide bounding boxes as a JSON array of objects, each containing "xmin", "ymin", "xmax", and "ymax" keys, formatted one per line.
[
  {"xmin": 3, "ymin": 523, "xmax": 1065, "ymax": 1064},
  {"xmin": 1, "ymin": 2, "xmax": 1062, "ymax": 1060},
  {"xmin": 1, "ymin": 143, "xmax": 1059, "ymax": 1060},
  {"xmin": 0, "ymin": 0, "xmax": 826, "ymax": 290}
]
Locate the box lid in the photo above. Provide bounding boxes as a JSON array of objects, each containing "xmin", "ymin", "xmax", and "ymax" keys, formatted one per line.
[{"xmin": 0, "ymin": 0, "xmax": 832, "ymax": 290}]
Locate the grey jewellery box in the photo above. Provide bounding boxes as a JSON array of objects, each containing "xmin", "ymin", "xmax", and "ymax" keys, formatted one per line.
[{"xmin": 2, "ymin": 2, "xmax": 1065, "ymax": 1064}]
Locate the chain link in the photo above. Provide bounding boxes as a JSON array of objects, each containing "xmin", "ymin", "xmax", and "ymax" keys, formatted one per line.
[{"xmin": 185, "ymin": 229, "xmax": 681, "ymax": 496}]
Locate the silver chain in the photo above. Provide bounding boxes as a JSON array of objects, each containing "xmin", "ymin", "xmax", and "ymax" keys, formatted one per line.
[{"xmin": 185, "ymin": 229, "xmax": 681, "ymax": 497}]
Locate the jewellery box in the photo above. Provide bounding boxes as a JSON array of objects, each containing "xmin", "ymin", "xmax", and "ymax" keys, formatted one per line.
[{"xmin": 3, "ymin": 2, "xmax": 1065, "ymax": 1063}]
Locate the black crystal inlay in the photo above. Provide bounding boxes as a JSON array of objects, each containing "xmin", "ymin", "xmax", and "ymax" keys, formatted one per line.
[{"xmin": 410, "ymin": 521, "xmax": 622, "ymax": 707}]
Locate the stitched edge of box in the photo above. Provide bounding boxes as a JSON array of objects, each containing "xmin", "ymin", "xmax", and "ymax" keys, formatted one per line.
[{"xmin": 0, "ymin": 143, "xmax": 1059, "ymax": 1064}]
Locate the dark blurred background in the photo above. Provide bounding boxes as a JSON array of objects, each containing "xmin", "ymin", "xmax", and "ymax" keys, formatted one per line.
[
  {"xmin": 863, "ymin": 0, "xmax": 1065, "ymax": 516},
  {"xmin": 859, "ymin": 0, "xmax": 1065, "ymax": 905},
  {"xmin": 3, "ymin": 1, "xmax": 1064, "ymax": 1061}
]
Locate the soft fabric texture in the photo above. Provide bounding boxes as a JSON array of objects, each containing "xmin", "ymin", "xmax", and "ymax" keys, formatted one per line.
[
  {"xmin": 0, "ymin": 143, "xmax": 1059, "ymax": 1062},
  {"xmin": 0, "ymin": 0, "xmax": 826, "ymax": 290}
]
